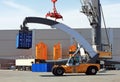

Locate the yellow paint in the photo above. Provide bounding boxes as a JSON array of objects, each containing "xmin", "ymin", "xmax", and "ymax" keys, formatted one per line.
[{"xmin": 61, "ymin": 64, "xmax": 100, "ymax": 73}]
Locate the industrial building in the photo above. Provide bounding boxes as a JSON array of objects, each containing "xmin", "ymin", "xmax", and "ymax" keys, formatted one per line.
[{"xmin": 0, "ymin": 28, "xmax": 120, "ymax": 69}]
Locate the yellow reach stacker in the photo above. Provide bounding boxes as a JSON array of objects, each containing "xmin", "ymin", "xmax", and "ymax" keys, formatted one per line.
[{"xmin": 18, "ymin": 0, "xmax": 112, "ymax": 76}]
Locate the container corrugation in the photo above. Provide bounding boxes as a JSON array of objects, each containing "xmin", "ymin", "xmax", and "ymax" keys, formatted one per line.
[
  {"xmin": 32, "ymin": 63, "xmax": 53, "ymax": 72},
  {"xmin": 36, "ymin": 42, "xmax": 47, "ymax": 60},
  {"xmin": 53, "ymin": 42, "xmax": 62, "ymax": 60},
  {"xmin": 16, "ymin": 30, "xmax": 32, "ymax": 49}
]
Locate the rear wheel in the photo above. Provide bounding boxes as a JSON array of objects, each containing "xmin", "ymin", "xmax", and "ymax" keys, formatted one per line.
[
  {"xmin": 86, "ymin": 66, "xmax": 98, "ymax": 75},
  {"xmin": 52, "ymin": 67, "xmax": 65, "ymax": 76}
]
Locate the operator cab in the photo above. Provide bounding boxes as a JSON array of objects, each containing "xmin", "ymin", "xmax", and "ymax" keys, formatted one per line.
[
  {"xmin": 66, "ymin": 45, "xmax": 89, "ymax": 66},
  {"xmin": 67, "ymin": 55, "xmax": 81, "ymax": 66},
  {"xmin": 66, "ymin": 48, "xmax": 81, "ymax": 66}
]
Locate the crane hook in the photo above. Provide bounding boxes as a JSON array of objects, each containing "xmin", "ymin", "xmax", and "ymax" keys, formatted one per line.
[{"xmin": 46, "ymin": 0, "xmax": 63, "ymax": 21}]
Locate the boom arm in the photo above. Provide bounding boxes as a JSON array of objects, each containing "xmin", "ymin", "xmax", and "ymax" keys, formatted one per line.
[{"xmin": 21, "ymin": 17, "xmax": 98, "ymax": 63}]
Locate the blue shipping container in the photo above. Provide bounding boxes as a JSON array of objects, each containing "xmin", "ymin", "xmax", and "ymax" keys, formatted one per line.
[
  {"xmin": 16, "ymin": 30, "xmax": 32, "ymax": 49},
  {"xmin": 32, "ymin": 63, "xmax": 53, "ymax": 72}
]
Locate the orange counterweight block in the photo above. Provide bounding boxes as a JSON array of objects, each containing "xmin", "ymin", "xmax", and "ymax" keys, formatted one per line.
[
  {"xmin": 53, "ymin": 42, "xmax": 62, "ymax": 60},
  {"xmin": 69, "ymin": 44, "xmax": 77, "ymax": 57},
  {"xmin": 36, "ymin": 42, "xmax": 47, "ymax": 60}
]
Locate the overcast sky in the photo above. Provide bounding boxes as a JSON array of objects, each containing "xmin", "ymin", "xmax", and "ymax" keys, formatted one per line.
[{"xmin": 0, "ymin": 0, "xmax": 120, "ymax": 30}]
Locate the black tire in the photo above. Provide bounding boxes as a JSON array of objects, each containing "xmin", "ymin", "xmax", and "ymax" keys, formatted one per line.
[
  {"xmin": 53, "ymin": 67, "xmax": 65, "ymax": 76},
  {"xmin": 86, "ymin": 66, "xmax": 98, "ymax": 75},
  {"xmin": 52, "ymin": 67, "xmax": 57, "ymax": 75}
]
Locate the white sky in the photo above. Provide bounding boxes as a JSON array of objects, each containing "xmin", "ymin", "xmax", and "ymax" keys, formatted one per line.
[{"xmin": 0, "ymin": 0, "xmax": 120, "ymax": 30}]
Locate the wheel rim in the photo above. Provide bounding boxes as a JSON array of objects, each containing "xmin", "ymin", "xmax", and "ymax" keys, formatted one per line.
[
  {"xmin": 57, "ymin": 69, "xmax": 63, "ymax": 74},
  {"xmin": 91, "ymin": 68, "xmax": 96, "ymax": 73}
]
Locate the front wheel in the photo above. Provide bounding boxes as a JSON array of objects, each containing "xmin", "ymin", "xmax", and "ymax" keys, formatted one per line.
[
  {"xmin": 52, "ymin": 67, "xmax": 65, "ymax": 76},
  {"xmin": 52, "ymin": 67, "xmax": 57, "ymax": 75}
]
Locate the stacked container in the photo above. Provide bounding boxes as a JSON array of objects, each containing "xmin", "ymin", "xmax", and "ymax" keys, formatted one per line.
[
  {"xmin": 16, "ymin": 30, "xmax": 32, "ymax": 49},
  {"xmin": 35, "ymin": 42, "xmax": 47, "ymax": 60},
  {"xmin": 53, "ymin": 42, "xmax": 62, "ymax": 60}
]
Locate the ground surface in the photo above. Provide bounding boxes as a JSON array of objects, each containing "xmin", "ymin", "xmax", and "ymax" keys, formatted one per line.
[{"xmin": 0, "ymin": 70, "xmax": 120, "ymax": 82}]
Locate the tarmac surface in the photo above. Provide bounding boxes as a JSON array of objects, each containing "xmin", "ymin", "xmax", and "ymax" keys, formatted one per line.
[{"xmin": 0, "ymin": 70, "xmax": 120, "ymax": 82}]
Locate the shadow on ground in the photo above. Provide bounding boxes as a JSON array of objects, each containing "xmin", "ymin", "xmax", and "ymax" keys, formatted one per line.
[{"xmin": 39, "ymin": 73, "xmax": 116, "ymax": 77}]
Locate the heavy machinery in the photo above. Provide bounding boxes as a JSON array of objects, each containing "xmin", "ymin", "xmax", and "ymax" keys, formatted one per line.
[
  {"xmin": 19, "ymin": 17, "xmax": 100, "ymax": 75},
  {"xmin": 80, "ymin": 0, "xmax": 112, "ymax": 59},
  {"xmin": 17, "ymin": 0, "xmax": 112, "ymax": 75}
]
